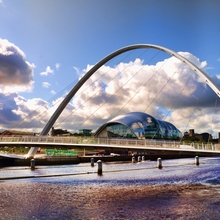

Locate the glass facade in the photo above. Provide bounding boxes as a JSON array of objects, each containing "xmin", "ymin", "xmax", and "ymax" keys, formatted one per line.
[
  {"xmin": 95, "ymin": 112, "xmax": 182, "ymax": 140},
  {"xmin": 106, "ymin": 124, "xmax": 136, "ymax": 138}
]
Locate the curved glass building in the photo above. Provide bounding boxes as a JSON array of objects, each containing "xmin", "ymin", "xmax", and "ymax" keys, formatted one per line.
[{"xmin": 94, "ymin": 112, "xmax": 182, "ymax": 140}]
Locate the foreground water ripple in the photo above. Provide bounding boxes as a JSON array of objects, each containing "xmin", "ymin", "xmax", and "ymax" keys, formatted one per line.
[{"xmin": 0, "ymin": 157, "xmax": 220, "ymax": 219}]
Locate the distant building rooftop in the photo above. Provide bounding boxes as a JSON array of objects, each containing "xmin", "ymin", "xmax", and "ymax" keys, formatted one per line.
[
  {"xmin": 51, "ymin": 127, "xmax": 70, "ymax": 136},
  {"xmin": 79, "ymin": 129, "xmax": 92, "ymax": 136}
]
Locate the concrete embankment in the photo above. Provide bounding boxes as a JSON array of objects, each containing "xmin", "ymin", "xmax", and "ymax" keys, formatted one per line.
[
  {"xmin": 1, "ymin": 155, "xmax": 130, "ymax": 167},
  {"xmin": 0, "ymin": 156, "xmax": 80, "ymax": 167}
]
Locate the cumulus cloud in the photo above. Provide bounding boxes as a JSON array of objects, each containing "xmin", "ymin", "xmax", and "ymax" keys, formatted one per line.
[
  {"xmin": 42, "ymin": 81, "xmax": 51, "ymax": 88},
  {"xmin": 40, "ymin": 66, "xmax": 54, "ymax": 76},
  {"xmin": 0, "ymin": 38, "xmax": 34, "ymax": 93},
  {"xmin": 0, "ymin": 90, "xmax": 75, "ymax": 133},
  {"xmin": 0, "ymin": 93, "xmax": 22, "ymax": 126},
  {"xmin": 63, "ymin": 52, "xmax": 220, "ymax": 135},
  {"xmin": 1, "ymin": 49, "xmax": 220, "ymax": 136},
  {"xmin": 0, "ymin": 92, "xmax": 53, "ymax": 132}
]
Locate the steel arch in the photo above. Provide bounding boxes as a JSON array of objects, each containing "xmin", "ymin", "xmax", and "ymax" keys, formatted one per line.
[{"xmin": 27, "ymin": 44, "xmax": 220, "ymax": 157}]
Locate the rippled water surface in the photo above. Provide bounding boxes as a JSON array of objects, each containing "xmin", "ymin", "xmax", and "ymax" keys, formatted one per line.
[{"xmin": 0, "ymin": 157, "xmax": 220, "ymax": 219}]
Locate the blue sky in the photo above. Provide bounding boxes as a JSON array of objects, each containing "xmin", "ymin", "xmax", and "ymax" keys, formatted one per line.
[{"xmin": 1, "ymin": 0, "xmax": 220, "ymax": 136}]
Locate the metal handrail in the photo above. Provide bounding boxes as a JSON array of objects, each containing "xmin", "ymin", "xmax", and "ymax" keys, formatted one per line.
[{"xmin": 0, "ymin": 135, "xmax": 219, "ymax": 151}]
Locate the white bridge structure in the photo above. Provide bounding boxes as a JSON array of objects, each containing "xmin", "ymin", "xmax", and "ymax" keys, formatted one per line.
[
  {"xmin": 1, "ymin": 44, "xmax": 220, "ymax": 159},
  {"xmin": 1, "ymin": 136, "xmax": 220, "ymax": 159}
]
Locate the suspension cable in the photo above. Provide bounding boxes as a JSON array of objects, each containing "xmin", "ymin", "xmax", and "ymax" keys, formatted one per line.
[
  {"xmin": 68, "ymin": 50, "xmax": 161, "ymax": 131},
  {"xmin": 55, "ymin": 49, "xmax": 151, "ymax": 129}
]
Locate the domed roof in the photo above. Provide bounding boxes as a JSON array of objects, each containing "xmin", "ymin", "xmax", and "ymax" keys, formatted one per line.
[
  {"xmin": 95, "ymin": 112, "xmax": 182, "ymax": 140},
  {"xmin": 107, "ymin": 112, "xmax": 157, "ymax": 128}
]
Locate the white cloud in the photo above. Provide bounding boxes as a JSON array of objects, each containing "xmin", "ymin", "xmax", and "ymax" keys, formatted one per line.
[
  {"xmin": 50, "ymin": 90, "xmax": 56, "ymax": 95},
  {"xmin": 42, "ymin": 82, "xmax": 51, "ymax": 88},
  {"xmin": 40, "ymin": 66, "xmax": 54, "ymax": 76},
  {"xmin": 55, "ymin": 63, "xmax": 60, "ymax": 69},
  {"xmin": 217, "ymin": 58, "xmax": 220, "ymax": 62},
  {"xmin": 73, "ymin": 66, "xmax": 81, "ymax": 76},
  {"xmin": 1, "ymin": 50, "xmax": 220, "ymax": 135},
  {"xmin": 205, "ymin": 66, "xmax": 214, "ymax": 70},
  {"xmin": 0, "ymin": 38, "xmax": 34, "ymax": 93},
  {"xmin": 66, "ymin": 53, "xmax": 220, "ymax": 134},
  {"xmin": 0, "ymin": 93, "xmax": 51, "ymax": 132}
]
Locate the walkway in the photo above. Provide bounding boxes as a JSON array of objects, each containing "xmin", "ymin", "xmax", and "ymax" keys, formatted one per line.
[{"xmin": 1, "ymin": 136, "xmax": 220, "ymax": 159}]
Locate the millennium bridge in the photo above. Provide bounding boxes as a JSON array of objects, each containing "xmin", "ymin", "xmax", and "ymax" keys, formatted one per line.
[
  {"xmin": 1, "ymin": 136, "xmax": 220, "ymax": 160},
  {"xmin": 1, "ymin": 44, "xmax": 220, "ymax": 161}
]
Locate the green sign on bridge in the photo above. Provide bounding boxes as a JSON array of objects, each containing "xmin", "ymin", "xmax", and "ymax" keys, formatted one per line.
[{"xmin": 46, "ymin": 149, "xmax": 78, "ymax": 157}]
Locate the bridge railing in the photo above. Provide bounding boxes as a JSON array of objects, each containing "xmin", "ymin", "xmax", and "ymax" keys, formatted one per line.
[
  {"xmin": 0, "ymin": 136, "xmax": 219, "ymax": 151},
  {"xmin": 0, "ymin": 136, "xmax": 179, "ymax": 146},
  {"xmin": 96, "ymin": 138, "xmax": 180, "ymax": 148},
  {"xmin": 0, "ymin": 136, "xmax": 173, "ymax": 146}
]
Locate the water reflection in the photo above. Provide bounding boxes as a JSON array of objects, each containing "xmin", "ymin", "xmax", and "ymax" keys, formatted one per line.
[
  {"xmin": 1, "ymin": 157, "xmax": 220, "ymax": 219},
  {"xmin": 1, "ymin": 157, "xmax": 220, "ymax": 186}
]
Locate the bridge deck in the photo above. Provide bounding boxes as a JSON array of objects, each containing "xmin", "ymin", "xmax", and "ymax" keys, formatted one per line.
[{"xmin": 1, "ymin": 136, "xmax": 220, "ymax": 159}]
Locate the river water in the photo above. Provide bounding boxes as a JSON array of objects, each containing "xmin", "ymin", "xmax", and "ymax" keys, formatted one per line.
[{"xmin": 0, "ymin": 157, "xmax": 220, "ymax": 219}]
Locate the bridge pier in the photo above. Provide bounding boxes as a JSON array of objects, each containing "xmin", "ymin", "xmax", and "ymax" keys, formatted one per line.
[
  {"xmin": 97, "ymin": 160, "xmax": 102, "ymax": 175},
  {"xmin": 91, "ymin": 158, "xmax": 94, "ymax": 167},
  {"xmin": 30, "ymin": 159, "xmax": 35, "ymax": 170},
  {"xmin": 157, "ymin": 158, "xmax": 162, "ymax": 169},
  {"xmin": 195, "ymin": 156, "xmax": 199, "ymax": 165},
  {"xmin": 132, "ymin": 157, "xmax": 136, "ymax": 163}
]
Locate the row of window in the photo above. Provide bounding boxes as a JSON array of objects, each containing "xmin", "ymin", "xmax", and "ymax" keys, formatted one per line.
[{"xmin": 106, "ymin": 122, "xmax": 182, "ymax": 140}]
